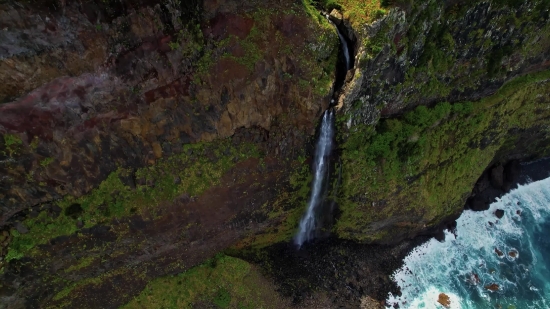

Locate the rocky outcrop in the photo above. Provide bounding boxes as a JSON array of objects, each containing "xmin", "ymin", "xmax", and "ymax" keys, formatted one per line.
[
  {"xmin": 467, "ymin": 158, "xmax": 550, "ymax": 211},
  {"xmin": 341, "ymin": 0, "xmax": 550, "ymax": 125},
  {"xmin": 334, "ymin": 0, "xmax": 550, "ymax": 243}
]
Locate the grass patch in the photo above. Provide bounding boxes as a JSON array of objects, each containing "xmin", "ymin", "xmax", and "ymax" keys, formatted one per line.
[
  {"xmin": 121, "ymin": 255, "xmax": 280, "ymax": 309},
  {"xmin": 2, "ymin": 133, "xmax": 22, "ymax": 156}
]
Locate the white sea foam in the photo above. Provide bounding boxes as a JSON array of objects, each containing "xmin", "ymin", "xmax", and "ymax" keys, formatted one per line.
[{"xmin": 386, "ymin": 177, "xmax": 550, "ymax": 309}]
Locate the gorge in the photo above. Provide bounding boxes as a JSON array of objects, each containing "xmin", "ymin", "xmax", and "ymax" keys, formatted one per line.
[{"xmin": 1, "ymin": 0, "xmax": 550, "ymax": 308}]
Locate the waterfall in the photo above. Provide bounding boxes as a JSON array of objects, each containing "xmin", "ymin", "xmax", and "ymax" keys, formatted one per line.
[
  {"xmin": 336, "ymin": 27, "xmax": 351, "ymax": 71},
  {"xmin": 294, "ymin": 109, "xmax": 335, "ymax": 248}
]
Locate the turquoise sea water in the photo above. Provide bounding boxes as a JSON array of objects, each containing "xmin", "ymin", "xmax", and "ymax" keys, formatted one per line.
[{"xmin": 387, "ymin": 177, "xmax": 550, "ymax": 309}]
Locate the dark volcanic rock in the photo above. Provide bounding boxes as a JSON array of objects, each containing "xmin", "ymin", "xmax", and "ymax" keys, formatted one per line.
[
  {"xmin": 236, "ymin": 237, "xmax": 431, "ymax": 308},
  {"xmin": 14, "ymin": 222, "xmax": 28, "ymax": 234},
  {"xmin": 490, "ymin": 165, "xmax": 504, "ymax": 189},
  {"xmin": 494, "ymin": 209, "xmax": 504, "ymax": 219}
]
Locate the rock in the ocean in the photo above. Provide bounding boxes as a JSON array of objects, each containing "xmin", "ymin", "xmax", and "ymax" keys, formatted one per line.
[
  {"xmin": 484, "ymin": 283, "xmax": 499, "ymax": 291},
  {"xmin": 437, "ymin": 293, "xmax": 451, "ymax": 308},
  {"xmin": 495, "ymin": 248, "xmax": 504, "ymax": 257},
  {"xmin": 495, "ymin": 209, "xmax": 504, "ymax": 219},
  {"xmin": 509, "ymin": 250, "xmax": 518, "ymax": 258}
]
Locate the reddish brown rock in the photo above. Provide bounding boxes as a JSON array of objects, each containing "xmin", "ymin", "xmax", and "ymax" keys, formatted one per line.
[
  {"xmin": 0, "ymin": 0, "xmax": 338, "ymax": 228},
  {"xmin": 484, "ymin": 283, "xmax": 499, "ymax": 291},
  {"xmin": 437, "ymin": 293, "xmax": 451, "ymax": 308},
  {"xmin": 509, "ymin": 250, "xmax": 518, "ymax": 258},
  {"xmin": 495, "ymin": 248, "xmax": 504, "ymax": 257}
]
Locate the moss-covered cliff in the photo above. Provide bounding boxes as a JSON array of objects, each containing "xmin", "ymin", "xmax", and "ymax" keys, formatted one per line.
[
  {"xmin": 332, "ymin": 0, "xmax": 550, "ymax": 243},
  {"xmin": 0, "ymin": 0, "xmax": 549, "ymax": 308}
]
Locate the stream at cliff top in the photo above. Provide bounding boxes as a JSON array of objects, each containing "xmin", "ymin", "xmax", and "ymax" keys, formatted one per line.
[{"xmin": 386, "ymin": 176, "xmax": 550, "ymax": 309}]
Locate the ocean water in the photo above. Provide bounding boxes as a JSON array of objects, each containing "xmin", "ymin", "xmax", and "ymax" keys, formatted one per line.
[{"xmin": 387, "ymin": 177, "xmax": 550, "ymax": 309}]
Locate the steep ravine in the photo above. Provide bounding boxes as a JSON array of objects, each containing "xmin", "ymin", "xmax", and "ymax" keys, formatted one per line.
[{"xmin": 0, "ymin": 0, "xmax": 549, "ymax": 308}]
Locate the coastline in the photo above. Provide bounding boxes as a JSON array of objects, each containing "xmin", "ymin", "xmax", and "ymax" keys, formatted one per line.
[{"xmin": 239, "ymin": 157, "xmax": 550, "ymax": 308}]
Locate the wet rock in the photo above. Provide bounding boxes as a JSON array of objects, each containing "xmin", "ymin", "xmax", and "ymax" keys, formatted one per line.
[
  {"xmin": 494, "ymin": 209, "xmax": 504, "ymax": 219},
  {"xmin": 508, "ymin": 250, "xmax": 518, "ymax": 258},
  {"xmin": 437, "ymin": 293, "xmax": 451, "ymax": 308},
  {"xmin": 14, "ymin": 222, "xmax": 28, "ymax": 234},
  {"xmin": 495, "ymin": 248, "xmax": 504, "ymax": 257},
  {"xmin": 490, "ymin": 165, "xmax": 504, "ymax": 189},
  {"xmin": 484, "ymin": 283, "xmax": 499, "ymax": 291},
  {"xmin": 468, "ymin": 196, "xmax": 489, "ymax": 211}
]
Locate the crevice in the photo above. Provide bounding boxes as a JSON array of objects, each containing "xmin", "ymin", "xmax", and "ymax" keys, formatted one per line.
[{"xmin": 322, "ymin": 10, "xmax": 357, "ymax": 106}]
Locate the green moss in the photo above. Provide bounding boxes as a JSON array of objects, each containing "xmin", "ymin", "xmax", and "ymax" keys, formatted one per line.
[
  {"xmin": 121, "ymin": 255, "xmax": 278, "ymax": 309},
  {"xmin": 2, "ymin": 133, "xmax": 22, "ymax": 156},
  {"xmin": 231, "ymin": 26, "xmax": 263, "ymax": 72},
  {"xmin": 40, "ymin": 157, "xmax": 54, "ymax": 167},
  {"xmin": 311, "ymin": 0, "xmax": 387, "ymax": 28},
  {"xmin": 337, "ymin": 69, "xmax": 550, "ymax": 241},
  {"xmin": 6, "ymin": 139, "xmax": 261, "ymax": 261},
  {"xmin": 65, "ymin": 256, "xmax": 96, "ymax": 273}
]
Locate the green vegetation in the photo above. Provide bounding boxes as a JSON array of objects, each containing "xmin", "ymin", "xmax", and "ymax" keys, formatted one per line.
[
  {"xmin": 5, "ymin": 140, "xmax": 261, "ymax": 261},
  {"xmin": 391, "ymin": 0, "xmax": 550, "ymax": 104},
  {"xmin": 121, "ymin": 255, "xmax": 284, "ymax": 309},
  {"xmin": 40, "ymin": 157, "xmax": 54, "ymax": 167},
  {"xmin": 65, "ymin": 256, "xmax": 96, "ymax": 273},
  {"xmin": 2, "ymin": 133, "xmax": 22, "ymax": 156},
  {"xmin": 337, "ymin": 70, "xmax": 550, "ymax": 241},
  {"xmin": 306, "ymin": 0, "xmax": 388, "ymax": 28}
]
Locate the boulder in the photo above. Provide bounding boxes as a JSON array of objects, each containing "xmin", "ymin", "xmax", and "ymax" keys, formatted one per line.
[
  {"xmin": 484, "ymin": 283, "xmax": 499, "ymax": 291},
  {"xmin": 494, "ymin": 209, "xmax": 504, "ymax": 219},
  {"xmin": 437, "ymin": 293, "xmax": 451, "ymax": 308}
]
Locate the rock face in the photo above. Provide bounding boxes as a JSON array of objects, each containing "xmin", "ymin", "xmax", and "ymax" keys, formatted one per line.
[
  {"xmin": 335, "ymin": 0, "xmax": 550, "ymax": 243},
  {"xmin": 0, "ymin": 0, "xmax": 339, "ymax": 308},
  {"xmin": 341, "ymin": 0, "xmax": 550, "ymax": 125},
  {"xmin": 0, "ymin": 0, "xmax": 549, "ymax": 308},
  {"xmin": 0, "ymin": 0, "xmax": 338, "ymax": 226}
]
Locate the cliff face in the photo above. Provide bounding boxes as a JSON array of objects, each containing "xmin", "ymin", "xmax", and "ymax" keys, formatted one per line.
[
  {"xmin": 336, "ymin": 0, "xmax": 550, "ymax": 242},
  {"xmin": 0, "ymin": 0, "xmax": 549, "ymax": 308},
  {"xmin": 341, "ymin": 0, "xmax": 550, "ymax": 123},
  {"xmin": 0, "ymin": 0, "xmax": 338, "ymax": 307}
]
